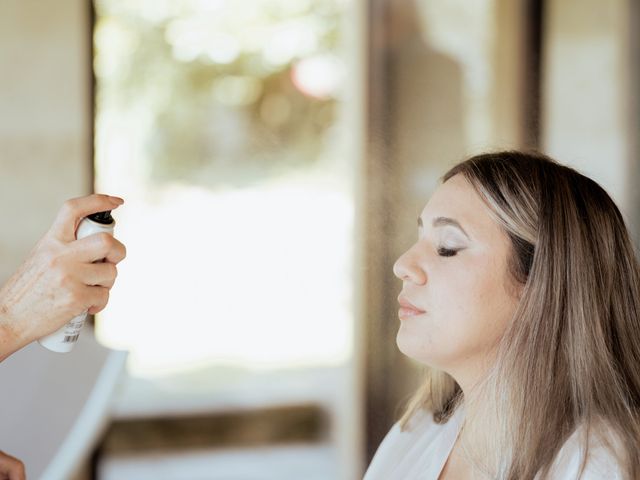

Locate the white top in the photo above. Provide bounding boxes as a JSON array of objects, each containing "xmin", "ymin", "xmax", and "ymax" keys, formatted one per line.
[{"xmin": 364, "ymin": 405, "xmax": 624, "ymax": 480}]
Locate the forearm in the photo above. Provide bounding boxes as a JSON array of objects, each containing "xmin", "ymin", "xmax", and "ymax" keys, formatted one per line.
[{"xmin": 0, "ymin": 274, "xmax": 35, "ymax": 361}]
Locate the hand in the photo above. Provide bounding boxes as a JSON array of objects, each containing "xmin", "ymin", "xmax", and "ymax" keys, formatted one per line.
[
  {"xmin": 0, "ymin": 194, "xmax": 127, "ymax": 360},
  {"xmin": 0, "ymin": 450, "xmax": 25, "ymax": 480}
]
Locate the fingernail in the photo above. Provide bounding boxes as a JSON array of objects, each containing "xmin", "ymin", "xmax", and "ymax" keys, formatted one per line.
[{"xmin": 109, "ymin": 196, "xmax": 125, "ymax": 204}]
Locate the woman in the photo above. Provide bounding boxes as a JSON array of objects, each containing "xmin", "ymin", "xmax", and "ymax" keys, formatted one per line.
[{"xmin": 364, "ymin": 151, "xmax": 640, "ymax": 479}]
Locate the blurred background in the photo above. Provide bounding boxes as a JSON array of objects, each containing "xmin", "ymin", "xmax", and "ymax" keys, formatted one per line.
[{"xmin": 0, "ymin": 0, "xmax": 638, "ymax": 479}]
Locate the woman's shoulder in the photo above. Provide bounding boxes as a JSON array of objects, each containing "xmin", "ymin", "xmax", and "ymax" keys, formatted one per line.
[
  {"xmin": 377, "ymin": 407, "xmax": 453, "ymax": 452},
  {"xmin": 364, "ymin": 407, "xmax": 464, "ymax": 480},
  {"xmin": 548, "ymin": 418, "xmax": 625, "ymax": 479}
]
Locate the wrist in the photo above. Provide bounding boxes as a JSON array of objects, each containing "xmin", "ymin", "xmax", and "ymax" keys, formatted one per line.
[{"xmin": 0, "ymin": 304, "xmax": 27, "ymax": 361}]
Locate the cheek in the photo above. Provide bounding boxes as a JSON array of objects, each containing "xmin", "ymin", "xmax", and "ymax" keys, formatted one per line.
[
  {"xmin": 433, "ymin": 262, "xmax": 488, "ymax": 327},
  {"xmin": 442, "ymin": 261, "xmax": 513, "ymax": 347}
]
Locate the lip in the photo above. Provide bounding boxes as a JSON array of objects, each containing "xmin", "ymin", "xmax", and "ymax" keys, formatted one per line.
[{"xmin": 397, "ymin": 295, "xmax": 426, "ymax": 319}]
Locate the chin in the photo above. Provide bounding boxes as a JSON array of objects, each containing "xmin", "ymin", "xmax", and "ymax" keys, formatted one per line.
[
  {"xmin": 396, "ymin": 328, "xmax": 427, "ymax": 362},
  {"xmin": 395, "ymin": 327, "xmax": 446, "ymax": 368}
]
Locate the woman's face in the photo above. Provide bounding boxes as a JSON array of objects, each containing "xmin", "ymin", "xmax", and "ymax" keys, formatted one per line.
[{"xmin": 393, "ymin": 173, "xmax": 522, "ymax": 385}]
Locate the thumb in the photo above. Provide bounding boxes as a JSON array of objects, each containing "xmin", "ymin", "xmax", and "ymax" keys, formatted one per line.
[{"xmin": 50, "ymin": 194, "xmax": 124, "ymax": 242}]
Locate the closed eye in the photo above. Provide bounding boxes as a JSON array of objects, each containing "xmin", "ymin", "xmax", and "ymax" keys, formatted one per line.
[{"xmin": 437, "ymin": 247, "xmax": 459, "ymax": 257}]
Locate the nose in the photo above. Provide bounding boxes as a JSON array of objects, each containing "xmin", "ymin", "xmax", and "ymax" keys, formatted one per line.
[{"xmin": 393, "ymin": 245, "xmax": 427, "ymax": 285}]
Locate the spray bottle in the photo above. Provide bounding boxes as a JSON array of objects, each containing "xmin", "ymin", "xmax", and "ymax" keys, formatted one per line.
[{"xmin": 38, "ymin": 210, "xmax": 116, "ymax": 353}]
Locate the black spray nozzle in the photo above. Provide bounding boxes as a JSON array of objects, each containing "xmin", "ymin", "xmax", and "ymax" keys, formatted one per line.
[{"xmin": 87, "ymin": 210, "xmax": 114, "ymax": 225}]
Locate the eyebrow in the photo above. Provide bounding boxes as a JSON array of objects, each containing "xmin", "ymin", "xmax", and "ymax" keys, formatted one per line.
[{"xmin": 417, "ymin": 216, "xmax": 471, "ymax": 240}]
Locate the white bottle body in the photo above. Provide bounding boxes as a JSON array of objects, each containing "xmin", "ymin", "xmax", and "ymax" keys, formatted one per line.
[{"xmin": 38, "ymin": 216, "xmax": 115, "ymax": 353}]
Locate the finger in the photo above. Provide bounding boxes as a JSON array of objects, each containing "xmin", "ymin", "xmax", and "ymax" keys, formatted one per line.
[
  {"xmin": 86, "ymin": 286, "xmax": 110, "ymax": 315},
  {"xmin": 51, "ymin": 194, "xmax": 124, "ymax": 242},
  {"xmin": 0, "ymin": 451, "xmax": 26, "ymax": 480},
  {"xmin": 103, "ymin": 237, "xmax": 127, "ymax": 265},
  {"xmin": 79, "ymin": 262, "xmax": 118, "ymax": 288},
  {"xmin": 72, "ymin": 233, "xmax": 126, "ymax": 264}
]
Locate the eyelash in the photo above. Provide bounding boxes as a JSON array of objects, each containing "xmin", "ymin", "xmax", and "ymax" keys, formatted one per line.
[{"xmin": 437, "ymin": 247, "xmax": 459, "ymax": 257}]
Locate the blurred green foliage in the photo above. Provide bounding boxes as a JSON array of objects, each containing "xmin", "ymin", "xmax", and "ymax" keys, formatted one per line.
[{"xmin": 94, "ymin": 0, "xmax": 344, "ymax": 187}]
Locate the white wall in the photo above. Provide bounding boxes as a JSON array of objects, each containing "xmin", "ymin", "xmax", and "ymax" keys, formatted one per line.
[
  {"xmin": 0, "ymin": 0, "xmax": 91, "ymax": 281},
  {"xmin": 543, "ymin": 0, "xmax": 633, "ymax": 220}
]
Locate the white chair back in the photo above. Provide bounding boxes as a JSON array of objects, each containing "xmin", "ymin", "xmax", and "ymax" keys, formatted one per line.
[{"xmin": 0, "ymin": 327, "xmax": 127, "ymax": 480}]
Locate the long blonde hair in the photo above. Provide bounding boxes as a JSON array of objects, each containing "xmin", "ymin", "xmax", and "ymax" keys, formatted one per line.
[{"xmin": 399, "ymin": 151, "xmax": 640, "ymax": 479}]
